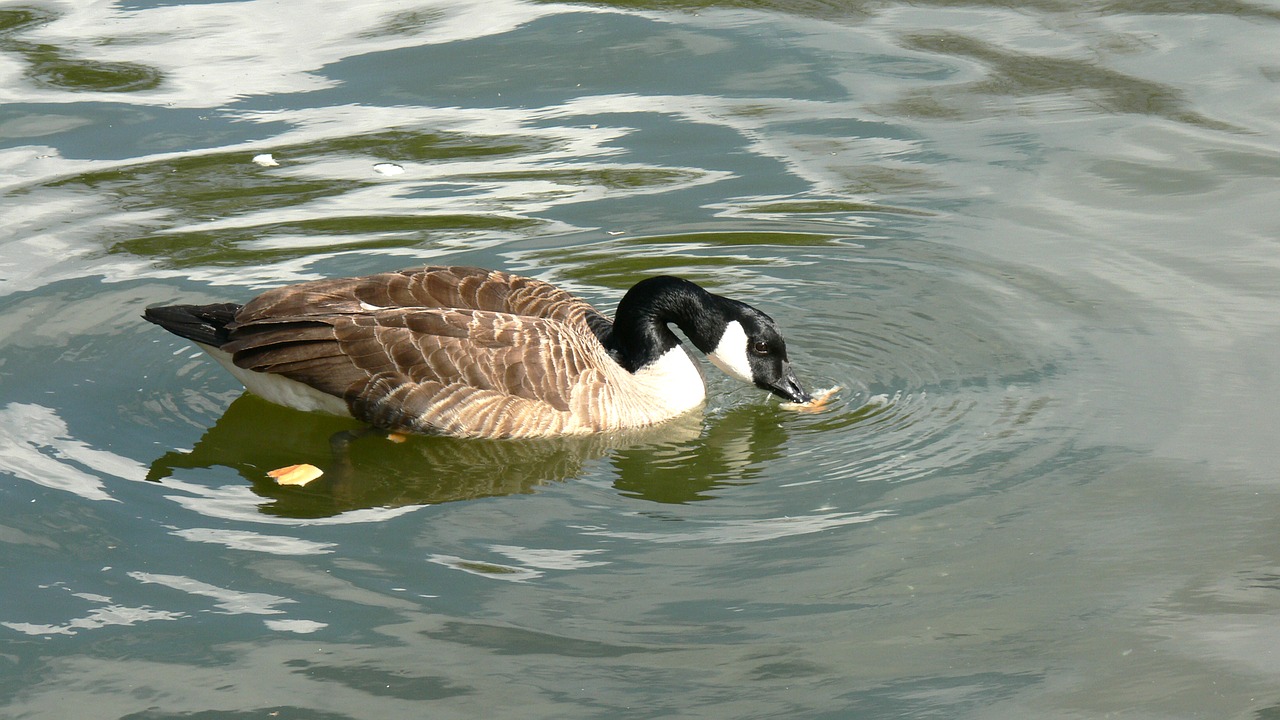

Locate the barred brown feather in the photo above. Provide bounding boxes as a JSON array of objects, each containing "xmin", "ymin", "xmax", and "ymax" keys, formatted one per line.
[{"xmin": 215, "ymin": 266, "xmax": 672, "ymax": 438}]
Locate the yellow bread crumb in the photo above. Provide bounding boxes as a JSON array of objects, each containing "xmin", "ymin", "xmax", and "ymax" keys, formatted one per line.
[{"xmin": 780, "ymin": 386, "xmax": 841, "ymax": 413}]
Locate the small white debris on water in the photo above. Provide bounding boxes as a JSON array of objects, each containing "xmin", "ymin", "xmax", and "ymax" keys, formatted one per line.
[
  {"xmin": 373, "ymin": 162, "xmax": 405, "ymax": 176},
  {"xmin": 252, "ymin": 153, "xmax": 279, "ymax": 167},
  {"xmin": 264, "ymin": 619, "xmax": 327, "ymax": 634}
]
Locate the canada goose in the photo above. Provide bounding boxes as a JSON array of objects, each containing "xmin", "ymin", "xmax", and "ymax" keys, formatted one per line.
[{"xmin": 143, "ymin": 265, "xmax": 811, "ymax": 439}]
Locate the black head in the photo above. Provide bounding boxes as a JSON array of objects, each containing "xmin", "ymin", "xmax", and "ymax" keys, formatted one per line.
[
  {"xmin": 612, "ymin": 276, "xmax": 811, "ymax": 404},
  {"xmin": 702, "ymin": 297, "xmax": 811, "ymax": 404}
]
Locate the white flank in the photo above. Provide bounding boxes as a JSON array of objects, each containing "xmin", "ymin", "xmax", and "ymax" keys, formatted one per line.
[
  {"xmin": 196, "ymin": 343, "xmax": 351, "ymax": 416},
  {"xmin": 631, "ymin": 345, "xmax": 706, "ymax": 415},
  {"xmin": 706, "ymin": 320, "xmax": 753, "ymax": 383}
]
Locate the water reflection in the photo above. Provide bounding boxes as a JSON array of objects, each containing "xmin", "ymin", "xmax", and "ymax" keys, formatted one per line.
[
  {"xmin": 146, "ymin": 392, "xmax": 799, "ymax": 516},
  {"xmin": 525, "ymin": 231, "xmax": 839, "ymax": 291},
  {"xmin": 27, "ymin": 116, "xmax": 722, "ymax": 272},
  {"xmin": 612, "ymin": 402, "xmax": 791, "ymax": 503},
  {"xmin": 0, "ymin": 7, "xmax": 162, "ymax": 93},
  {"xmin": 1, "ymin": 1, "xmax": 567, "ymax": 108},
  {"xmin": 44, "ymin": 129, "xmax": 557, "ymax": 267},
  {"xmin": 894, "ymin": 31, "xmax": 1237, "ymax": 131},
  {"xmin": 549, "ymin": 0, "xmax": 1280, "ymax": 21}
]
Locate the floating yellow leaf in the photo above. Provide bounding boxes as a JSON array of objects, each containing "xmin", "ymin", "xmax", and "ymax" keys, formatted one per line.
[{"xmin": 268, "ymin": 464, "xmax": 324, "ymax": 486}]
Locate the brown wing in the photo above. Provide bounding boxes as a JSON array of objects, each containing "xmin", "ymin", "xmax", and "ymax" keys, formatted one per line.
[
  {"xmin": 218, "ymin": 266, "xmax": 621, "ymax": 437},
  {"xmin": 222, "ymin": 306, "xmax": 613, "ymax": 438},
  {"xmin": 233, "ymin": 265, "xmax": 610, "ymax": 338}
]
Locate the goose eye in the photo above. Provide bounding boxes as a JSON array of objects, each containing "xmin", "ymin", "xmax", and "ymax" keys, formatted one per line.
[{"xmin": 751, "ymin": 340, "xmax": 770, "ymax": 356}]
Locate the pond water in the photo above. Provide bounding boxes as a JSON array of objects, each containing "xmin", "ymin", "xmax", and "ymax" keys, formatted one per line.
[{"xmin": 2, "ymin": 0, "xmax": 1279, "ymax": 717}]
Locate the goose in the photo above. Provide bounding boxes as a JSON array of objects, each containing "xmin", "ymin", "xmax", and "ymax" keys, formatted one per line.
[{"xmin": 143, "ymin": 265, "xmax": 811, "ymax": 439}]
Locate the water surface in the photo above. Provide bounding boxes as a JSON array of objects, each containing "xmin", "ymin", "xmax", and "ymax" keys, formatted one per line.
[{"xmin": 2, "ymin": 1, "xmax": 1279, "ymax": 717}]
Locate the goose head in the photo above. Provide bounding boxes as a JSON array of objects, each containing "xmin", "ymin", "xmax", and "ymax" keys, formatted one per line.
[
  {"xmin": 612, "ymin": 276, "xmax": 812, "ymax": 404},
  {"xmin": 702, "ymin": 298, "xmax": 812, "ymax": 404}
]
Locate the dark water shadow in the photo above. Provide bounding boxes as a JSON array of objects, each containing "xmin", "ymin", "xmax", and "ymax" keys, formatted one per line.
[{"xmin": 146, "ymin": 393, "xmax": 795, "ymax": 517}]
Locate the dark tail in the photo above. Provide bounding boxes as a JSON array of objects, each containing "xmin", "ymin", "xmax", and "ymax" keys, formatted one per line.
[{"xmin": 143, "ymin": 303, "xmax": 242, "ymax": 347}]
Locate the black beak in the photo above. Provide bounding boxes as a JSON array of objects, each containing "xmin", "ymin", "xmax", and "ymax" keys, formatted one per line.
[{"xmin": 766, "ymin": 364, "xmax": 811, "ymax": 404}]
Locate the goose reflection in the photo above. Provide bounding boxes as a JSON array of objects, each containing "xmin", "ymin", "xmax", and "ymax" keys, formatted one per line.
[{"xmin": 147, "ymin": 393, "xmax": 792, "ymax": 517}]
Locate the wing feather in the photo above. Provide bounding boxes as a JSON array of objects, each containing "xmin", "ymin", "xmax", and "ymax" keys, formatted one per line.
[
  {"xmin": 235, "ymin": 266, "xmax": 610, "ymax": 333},
  {"xmin": 224, "ymin": 305, "xmax": 614, "ymax": 435},
  {"xmin": 214, "ymin": 265, "xmax": 624, "ymax": 437}
]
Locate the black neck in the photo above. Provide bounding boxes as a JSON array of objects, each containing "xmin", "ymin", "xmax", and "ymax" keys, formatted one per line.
[{"xmin": 607, "ymin": 276, "xmax": 726, "ymax": 372}]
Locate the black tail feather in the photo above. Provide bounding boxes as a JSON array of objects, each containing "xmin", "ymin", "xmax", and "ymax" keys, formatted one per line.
[{"xmin": 143, "ymin": 303, "xmax": 242, "ymax": 347}]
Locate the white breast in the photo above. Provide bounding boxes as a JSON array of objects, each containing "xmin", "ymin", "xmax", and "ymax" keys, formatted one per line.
[{"xmin": 629, "ymin": 345, "xmax": 707, "ymax": 417}]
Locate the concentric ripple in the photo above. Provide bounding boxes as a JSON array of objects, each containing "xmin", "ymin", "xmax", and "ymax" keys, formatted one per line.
[
  {"xmin": 777, "ymin": 254, "xmax": 1083, "ymax": 494},
  {"xmin": 504, "ymin": 229, "xmax": 1095, "ymax": 514}
]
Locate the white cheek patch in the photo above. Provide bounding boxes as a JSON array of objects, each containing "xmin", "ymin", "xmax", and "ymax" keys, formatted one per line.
[{"xmin": 706, "ymin": 320, "xmax": 754, "ymax": 383}]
